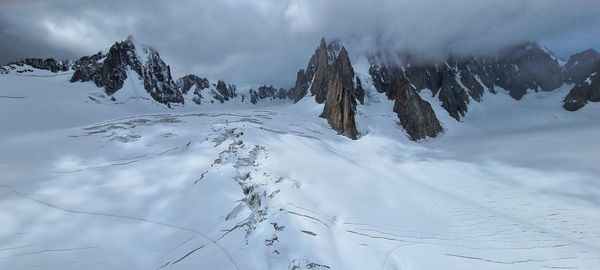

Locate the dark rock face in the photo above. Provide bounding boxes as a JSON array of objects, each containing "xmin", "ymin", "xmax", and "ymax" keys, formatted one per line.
[
  {"xmin": 175, "ymin": 75, "xmax": 243, "ymax": 105},
  {"xmin": 438, "ymin": 63, "xmax": 470, "ymax": 120},
  {"xmin": 291, "ymin": 69, "xmax": 311, "ymax": 102},
  {"xmin": 564, "ymin": 69, "xmax": 600, "ymax": 111},
  {"xmin": 176, "ymin": 74, "xmax": 210, "ymax": 104},
  {"xmin": 354, "ymin": 76, "xmax": 365, "ymax": 105},
  {"xmin": 291, "ymin": 38, "xmax": 345, "ymax": 104},
  {"xmin": 320, "ymin": 48, "xmax": 359, "ymax": 139},
  {"xmin": 563, "ymin": 49, "xmax": 600, "ymax": 84},
  {"xmin": 70, "ymin": 38, "xmax": 183, "ymax": 105},
  {"xmin": 141, "ymin": 50, "xmax": 183, "ymax": 104},
  {"xmin": 394, "ymin": 86, "xmax": 443, "ymax": 141},
  {"xmin": 71, "ymin": 40, "xmax": 141, "ymax": 96},
  {"xmin": 70, "ymin": 52, "xmax": 106, "ymax": 85},
  {"xmin": 377, "ymin": 42, "xmax": 565, "ymax": 120},
  {"xmin": 370, "ymin": 64, "xmax": 443, "ymax": 140},
  {"xmin": 292, "ymin": 39, "xmax": 363, "ymax": 139},
  {"xmin": 491, "ymin": 43, "xmax": 563, "ymax": 99},
  {"xmin": 456, "ymin": 58, "xmax": 486, "ymax": 101},
  {"xmin": 10, "ymin": 58, "xmax": 71, "ymax": 73},
  {"xmin": 402, "ymin": 59, "xmax": 470, "ymax": 120},
  {"xmin": 212, "ymin": 80, "xmax": 237, "ymax": 103},
  {"xmin": 310, "ymin": 38, "xmax": 331, "ymax": 103},
  {"xmin": 176, "ymin": 74, "xmax": 210, "ymax": 95},
  {"xmin": 562, "ymin": 49, "xmax": 600, "ymax": 111},
  {"xmin": 249, "ymin": 85, "xmax": 290, "ymax": 104}
]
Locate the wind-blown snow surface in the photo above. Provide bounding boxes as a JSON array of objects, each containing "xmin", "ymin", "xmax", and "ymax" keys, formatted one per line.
[{"xmin": 1, "ymin": 70, "xmax": 600, "ymax": 270}]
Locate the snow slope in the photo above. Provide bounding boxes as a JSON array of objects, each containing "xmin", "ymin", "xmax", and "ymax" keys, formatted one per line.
[{"xmin": 1, "ymin": 69, "xmax": 600, "ymax": 270}]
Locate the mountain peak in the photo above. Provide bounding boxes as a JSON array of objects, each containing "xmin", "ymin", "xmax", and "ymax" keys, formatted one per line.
[
  {"xmin": 338, "ymin": 46, "xmax": 349, "ymax": 59},
  {"xmin": 70, "ymin": 37, "xmax": 183, "ymax": 105}
]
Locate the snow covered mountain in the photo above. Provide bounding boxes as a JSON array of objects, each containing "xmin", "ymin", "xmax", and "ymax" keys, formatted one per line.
[
  {"xmin": 0, "ymin": 37, "xmax": 291, "ymax": 108},
  {"xmin": 3, "ymin": 37, "xmax": 599, "ymax": 142},
  {"xmin": 290, "ymin": 39, "xmax": 600, "ymax": 140},
  {"xmin": 1, "ymin": 37, "xmax": 600, "ymax": 270}
]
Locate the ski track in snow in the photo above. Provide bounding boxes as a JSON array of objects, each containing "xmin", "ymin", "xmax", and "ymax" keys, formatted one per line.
[{"xmin": 1, "ymin": 69, "xmax": 600, "ymax": 269}]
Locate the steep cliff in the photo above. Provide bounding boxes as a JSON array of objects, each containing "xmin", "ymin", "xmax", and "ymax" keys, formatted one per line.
[
  {"xmin": 70, "ymin": 37, "xmax": 183, "ymax": 105},
  {"xmin": 370, "ymin": 64, "xmax": 443, "ymax": 140},
  {"xmin": 320, "ymin": 48, "xmax": 359, "ymax": 139}
]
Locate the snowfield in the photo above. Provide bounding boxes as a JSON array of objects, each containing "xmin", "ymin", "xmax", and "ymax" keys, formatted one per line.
[{"xmin": 1, "ymin": 68, "xmax": 600, "ymax": 270}]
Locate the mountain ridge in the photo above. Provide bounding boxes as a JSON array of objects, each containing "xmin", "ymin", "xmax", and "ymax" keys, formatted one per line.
[{"xmin": 2, "ymin": 37, "xmax": 599, "ymax": 141}]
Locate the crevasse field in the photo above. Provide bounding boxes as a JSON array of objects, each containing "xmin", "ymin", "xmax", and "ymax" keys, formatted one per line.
[{"xmin": 1, "ymin": 67, "xmax": 600, "ymax": 270}]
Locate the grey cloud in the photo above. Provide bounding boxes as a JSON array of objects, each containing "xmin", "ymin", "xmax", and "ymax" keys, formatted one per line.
[{"xmin": 0, "ymin": 0, "xmax": 599, "ymax": 87}]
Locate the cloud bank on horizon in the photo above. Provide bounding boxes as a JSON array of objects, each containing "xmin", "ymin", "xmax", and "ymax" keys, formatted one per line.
[{"xmin": 1, "ymin": 0, "xmax": 599, "ymax": 86}]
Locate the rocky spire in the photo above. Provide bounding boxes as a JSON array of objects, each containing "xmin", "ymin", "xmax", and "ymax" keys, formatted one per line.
[
  {"xmin": 291, "ymin": 38, "xmax": 326, "ymax": 103},
  {"xmin": 291, "ymin": 38, "xmax": 362, "ymax": 105},
  {"xmin": 320, "ymin": 47, "xmax": 359, "ymax": 139},
  {"xmin": 310, "ymin": 38, "xmax": 331, "ymax": 103},
  {"xmin": 291, "ymin": 38, "xmax": 364, "ymax": 139}
]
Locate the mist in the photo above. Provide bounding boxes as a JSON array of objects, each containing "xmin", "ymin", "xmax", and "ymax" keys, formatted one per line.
[{"xmin": 0, "ymin": 0, "xmax": 598, "ymax": 86}]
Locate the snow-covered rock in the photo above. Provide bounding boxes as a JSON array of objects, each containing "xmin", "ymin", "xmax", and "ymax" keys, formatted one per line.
[{"xmin": 69, "ymin": 37, "xmax": 183, "ymax": 105}]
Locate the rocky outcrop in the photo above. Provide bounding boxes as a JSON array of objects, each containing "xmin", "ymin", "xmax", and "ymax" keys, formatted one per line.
[
  {"xmin": 393, "ymin": 88, "xmax": 443, "ymax": 141},
  {"xmin": 291, "ymin": 38, "xmax": 363, "ymax": 104},
  {"xmin": 291, "ymin": 69, "xmax": 311, "ymax": 102},
  {"xmin": 562, "ymin": 49, "xmax": 600, "ymax": 111},
  {"xmin": 564, "ymin": 69, "xmax": 600, "ymax": 111},
  {"xmin": 310, "ymin": 38, "xmax": 331, "ymax": 104},
  {"xmin": 211, "ymin": 80, "xmax": 237, "ymax": 103},
  {"xmin": 70, "ymin": 37, "xmax": 183, "ymax": 105},
  {"xmin": 292, "ymin": 39, "xmax": 363, "ymax": 139},
  {"xmin": 377, "ymin": 42, "xmax": 565, "ymax": 120},
  {"xmin": 438, "ymin": 62, "xmax": 470, "ymax": 120},
  {"xmin": 370, "ymin": 64, "xmax": 443, "ymax": 140},
  {"xmin": 176, "ymin": 74, "xmax": 210, "ymax": 95},
  {"xmin": 71, "ymin": 40, "xmax": 141, "ymax": 95},
  {"xmin": 563, "ymin": 49, "xmax": 600, "ymax": 84},
  {"xmin": 401, "ymin": 58, "xmax": 470, "ymax": 120},
  {"xmin": 290, "ymin": 39, "xmax": 363, "ymax": 139},
  {"xmin": 141, "ymin": 49, "xmax": 183, "ymax": 104},
  {"xmin": 320, "ymin": 48, "xmax": 359, "ymax": 139},
  {"xmin": 176, "ymin": 77, "xmax": 290, "ymax": 105},
  {"xmin": 175, "ymin": 74, "xmax": 210, "ymax": 104},
  {"xmin": 70, "ymin": 52, "xmax": 105, "ymax": 82},
  {"xmin": 354, "ymin": 76, "xmax": 365, "ymax": 105},
  {"xmin": 10, "ymin": 58, "xmax": 71, "ymax": 73},
  {"xmin": 491, "ymin": 43, "xmax": 563, "ymax": 99},
  {"xmin": 248, "ymin": 85, "xmax": 290, "ymax": 104}
]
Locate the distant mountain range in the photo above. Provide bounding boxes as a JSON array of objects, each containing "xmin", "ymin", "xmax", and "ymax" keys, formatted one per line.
[
  {"xmin": 289, "ymin": 38, "xmax": 599, "ymax": 140},
  {"xmin": 2, "ymin": 36, "xmax": 599, "ymax": 141}
]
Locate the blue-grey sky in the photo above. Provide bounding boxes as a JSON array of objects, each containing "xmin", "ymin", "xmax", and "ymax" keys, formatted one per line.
[{"xmin": 1, "ymin": 0, "xmax": 599, "ymax": 87}]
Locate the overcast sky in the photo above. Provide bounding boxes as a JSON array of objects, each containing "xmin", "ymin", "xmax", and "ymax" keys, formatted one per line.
[{"xmin": 1, "ymin": 0, "xmax": 599, "ymax": 87}]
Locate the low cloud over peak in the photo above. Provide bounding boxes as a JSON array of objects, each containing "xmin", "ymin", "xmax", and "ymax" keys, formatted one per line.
[{"xmin": 1, "ymin": 0, "xmax": 599, "ymax": 86}]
